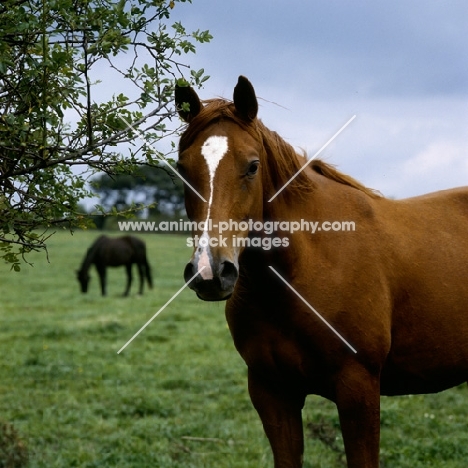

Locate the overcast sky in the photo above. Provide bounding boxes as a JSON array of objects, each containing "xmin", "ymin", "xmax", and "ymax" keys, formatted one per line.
[{"xmin": 169, "ymin": 0, "xmax": 468, "ymax": 198}]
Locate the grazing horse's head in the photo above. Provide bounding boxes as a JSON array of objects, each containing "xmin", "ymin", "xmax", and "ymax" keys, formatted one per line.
[
  {"xmin": 175, "ymin": 77, "xmax": 266, "ymax": 301},
  {"xmin": 76, "ymin": 269, "xmax": 90, "ymax": 293}
]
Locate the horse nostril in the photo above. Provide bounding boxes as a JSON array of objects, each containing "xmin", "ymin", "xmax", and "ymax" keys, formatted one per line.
[
  {"xmin": 184, "ymin": 262, "xmax": 197, "ymax": 284},
  {"xmin": 184, "ymin": 259, "xmax": 238, "ymax": 300},
  {"xmin": 220, "ymin": 261, "xmax": 238, "ymax": 289}
]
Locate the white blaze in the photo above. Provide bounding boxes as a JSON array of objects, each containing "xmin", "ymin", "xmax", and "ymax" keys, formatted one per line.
[
  {"xmin": 196, "ymin": 135, "xmax": 229, "ymax": 279},
  {"xmin": 201, "ymin": 135, "xmax": 229, "ymax": 207}
]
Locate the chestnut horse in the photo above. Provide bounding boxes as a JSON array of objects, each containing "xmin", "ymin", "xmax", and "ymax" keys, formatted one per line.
[{"xmin": 175, "ymin": 76, "xmax": 468, "ymax": 467}]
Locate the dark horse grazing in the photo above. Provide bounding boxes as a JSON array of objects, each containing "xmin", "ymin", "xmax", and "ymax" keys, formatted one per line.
[
  {"xmin": 175, "ymin": 76, "xmax": 468, "ymax": 467},
  {"xmin": 77, "ymin": 235, "xmax": 152, "ymax": 296}
]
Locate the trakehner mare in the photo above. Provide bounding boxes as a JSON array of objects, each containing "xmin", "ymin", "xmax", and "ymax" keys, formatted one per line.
[
  {"xmin": 77, "ymin": 235, "xmax": 152, "ymax": 296},
  {"xmin": 175, "ymin": 76, "xmax": 468, "ymax": 467}
]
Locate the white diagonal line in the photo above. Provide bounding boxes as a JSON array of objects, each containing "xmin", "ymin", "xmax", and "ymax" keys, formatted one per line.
[
  {"xmin": 268, "ymin": 115, "xmax": 356, "ymax": 202},
  {"xmin": 117, "ymin": 267, "xmax": 205, "ymax": 354},
  {"xmin": 268, "ymin": 266, "xmax": 357, "ymax": 354},
  {"xmin": 119, "ymin": 115, "xmax": 207, "ymax": 203}
]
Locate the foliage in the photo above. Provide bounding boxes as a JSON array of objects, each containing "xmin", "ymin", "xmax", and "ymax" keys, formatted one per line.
[
  {"xmin": 0, "ymin": 0, "xmax": 211, "ymax": 267},
  {"xmin": 91, "ymin": 163, "xmax": 185, "ymax": 217}
]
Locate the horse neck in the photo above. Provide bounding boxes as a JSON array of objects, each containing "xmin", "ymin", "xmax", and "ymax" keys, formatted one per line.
[
  {"xmin": 78, "ymin": 250, "xmax": 93, "ymax": 274},
  {"xmin": 261, "ymin": 191, "xmax": 323, "ymax": 238},
  {"xmin": 78, "ymin": 239, "xmax": 101, "ymax": 273},
  {"xmin": 263, "ymin": 169, "xmax": 369, "ymax": 223}
]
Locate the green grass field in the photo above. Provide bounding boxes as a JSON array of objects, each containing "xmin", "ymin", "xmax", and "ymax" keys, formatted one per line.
[{"xmin": 1, "ymin": 229, "xmax": 468, "ymax": 467}]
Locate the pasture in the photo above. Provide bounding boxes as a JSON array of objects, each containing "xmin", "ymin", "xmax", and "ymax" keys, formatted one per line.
[{"xmin": 1, "ymin": 229, "xmax": 468, "ymax": 467}]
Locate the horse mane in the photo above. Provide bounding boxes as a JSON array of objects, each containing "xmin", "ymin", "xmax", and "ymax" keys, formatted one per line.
[
  {"xmin": 179, "ymin": 98, "xmax": 380, "ymax": 200},
  {"xmin": 79, "ymin": 235, "xmax": 107, "ymax": 272},
  {"xmin": 310, "ymin": 159, "xmax": 381, "ymax": 198}
]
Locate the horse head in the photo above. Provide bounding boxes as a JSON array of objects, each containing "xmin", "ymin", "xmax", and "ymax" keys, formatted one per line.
[
  {"xmin": 175, "ymin": 76, "xmax": 264, "ymax": 301},
  {"xmin": 76, "ymin": 269, "xmax": 90, "ymax": 293}
]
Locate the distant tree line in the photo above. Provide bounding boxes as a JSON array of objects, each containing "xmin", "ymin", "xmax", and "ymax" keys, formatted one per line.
[{"xmin": 91, "ymin": 163, "xmax": 185, "ymax": 222}]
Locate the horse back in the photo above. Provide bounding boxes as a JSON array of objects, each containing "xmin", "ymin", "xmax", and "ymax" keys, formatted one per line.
[
  {"xmin": 125, "ymin": 235, "xmax": 148, "ymax": 260},
  {"xmin": 382, "ymin": 187, "xmax": 468, "ymax": 273},
  {"xmin": 94, "ymin": 236, "xmax": 135, "ymax": 266},
  {"xmin": 374, "ymin": 187, "xmax": 468, "ymax": 393}
]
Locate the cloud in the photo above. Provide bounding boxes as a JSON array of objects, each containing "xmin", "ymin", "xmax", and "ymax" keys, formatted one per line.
[
  {"xmin": 403, "ymin": 140, "xmax": 468, "ymax": 178},
  {"xmin": 166, "ymin": 0, "xmax": 468, "ymax": 200},
  {"xmin": 175, "ymin": 0, "xmax": 468, "ymax": 99}
]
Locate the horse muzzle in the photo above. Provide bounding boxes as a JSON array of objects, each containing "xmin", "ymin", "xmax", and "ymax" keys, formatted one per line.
[{"xmin": 184, "ymin": 259, "xmax": 238, "ymax": 301}]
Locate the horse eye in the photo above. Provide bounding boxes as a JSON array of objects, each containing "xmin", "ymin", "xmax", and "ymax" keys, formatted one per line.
[{"xmin": 247, "ymin": 161, "xmax": 260, "ymax": 177}]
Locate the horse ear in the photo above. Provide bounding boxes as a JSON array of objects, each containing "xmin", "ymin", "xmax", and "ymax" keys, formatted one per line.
[
  {"xmin": 175, "ymin": 82, "xmax": 202, "ymax": 123},
  {"xmin": 233, "ymin": 76, "xmax": 258, "ymax": 121}
]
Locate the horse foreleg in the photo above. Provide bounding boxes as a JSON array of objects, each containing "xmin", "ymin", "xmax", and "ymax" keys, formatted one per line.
[
  {"xmin": 248, "ymin": 369, "xmax": 305, "ymax": 468},
  {"xmin": 335, "ymin": 364, "xmax": 381, "ymax": 468},
  {"xmin": 97, "ymin": 266, "xmax": 107, "ymax": 296},
  {"xmin": 124, "ymin": 264, "xmax": 132, "ymax": 297}
]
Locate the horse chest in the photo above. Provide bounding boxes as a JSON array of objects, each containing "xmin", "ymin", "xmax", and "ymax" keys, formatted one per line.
[{"xmin": 227, "ymin": 308, "xmax": 320, "ymax": 384}]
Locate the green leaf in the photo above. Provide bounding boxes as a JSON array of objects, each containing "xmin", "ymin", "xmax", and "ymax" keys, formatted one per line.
[{"xmin": 0, "ymin": 0, "xmax": 212, "ymax": 268}]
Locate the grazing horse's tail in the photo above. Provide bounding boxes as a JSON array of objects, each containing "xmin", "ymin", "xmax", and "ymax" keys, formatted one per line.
[{"xmin": 144, "ymin": 256, "xmax": 153, "ymax": 289}]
